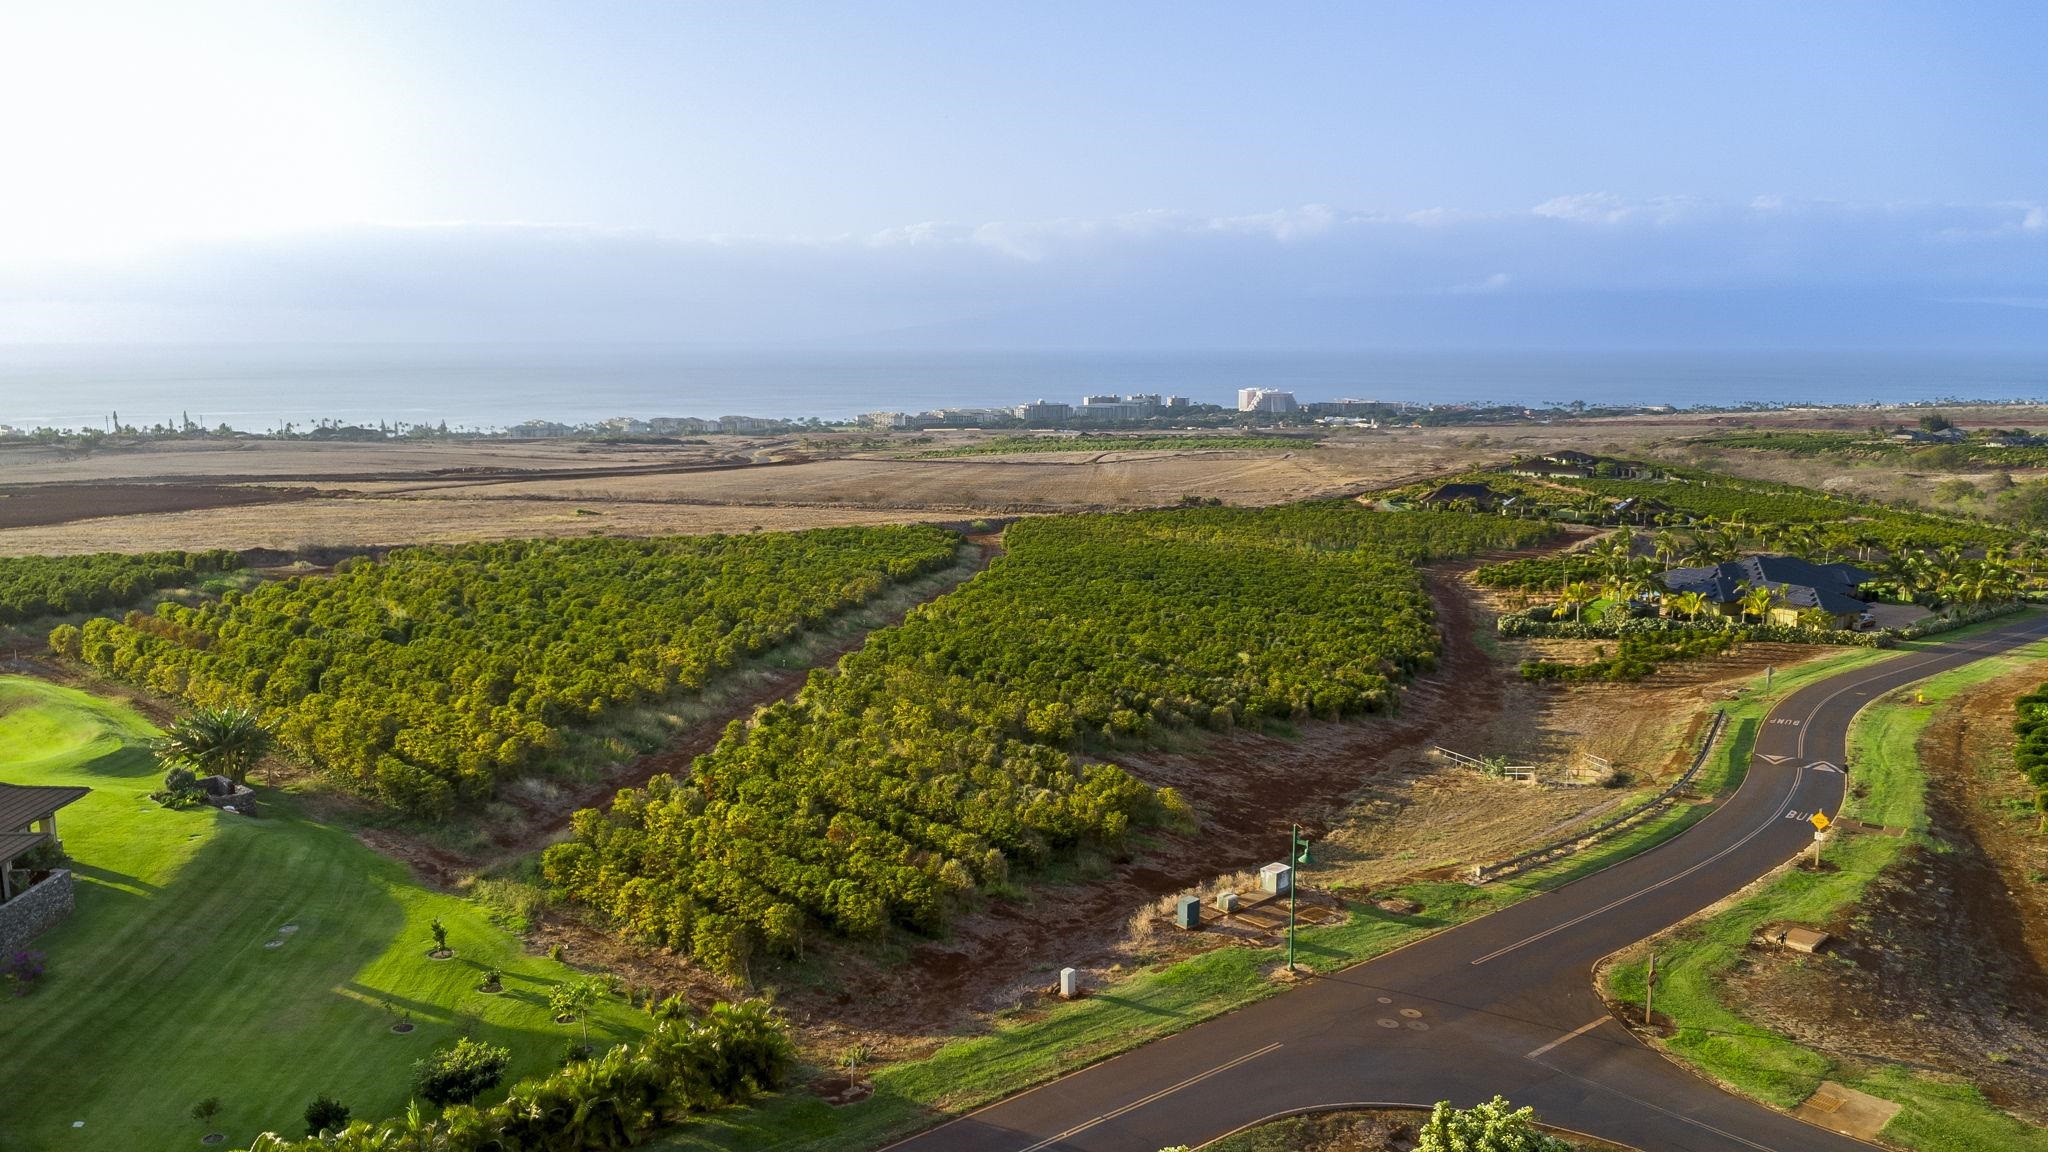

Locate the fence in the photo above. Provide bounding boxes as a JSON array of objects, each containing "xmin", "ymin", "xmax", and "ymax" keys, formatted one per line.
[{"xmin": 1470, "ymin": 708, "xmax": 1728, "ymax": 884}]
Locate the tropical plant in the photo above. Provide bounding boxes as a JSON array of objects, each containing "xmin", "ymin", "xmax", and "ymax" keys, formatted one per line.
[
  {"xmin": 1737, "ymin": 583, "xmax": 1776, "ymax": 623},
  {"xmin": 428, "ymin": 918, "xmax": 448, "ymax": 956},
  {"xmin": 549, "ymin": 976, "xmax": 606, "ymax": 1042},
  {"xmin": 1669, "ymin": 591, "xmax": 1711, "ymax": 622},
  {"xmin": 412, "ymin": 1037, "xmax": 512, "ymax": 1107},
  {"xmin": 1417, "ymin": 1096, "xmax": 1576, "ymax": 1152},
  {"xmin": 155, "ymin": 705, "xmax": 274, "ymax": 786}
]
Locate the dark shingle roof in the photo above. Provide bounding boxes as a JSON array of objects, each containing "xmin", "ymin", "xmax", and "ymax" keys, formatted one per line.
[
  {"xmin": 0, "ymin": 784, "xmax": 90, "ymax": 833},
  {"xmin": 1419, "ymin": 482, "xmax": 1500, "ymax": 503},
  {"xmin": 0, "ymin": 830, "xmax": 47, "ymax": 865},
  {"xmin": 1660, "ymin": 554, "xmax": 1872, "ymax": 616}
]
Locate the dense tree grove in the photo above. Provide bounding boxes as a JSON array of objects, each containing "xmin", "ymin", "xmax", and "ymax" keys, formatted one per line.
[
  {"xmin": 2012, "ymin": 683, "xmax": 2048, "ymax": 831},
  {"xmin": 546, "ymin": 503, "xmax": 1552, "ymax": 968},
  {"xmin": 0, "ymin": 549, "xmax": 239, "ymax": 624},
  {"xmin": 54, "ymin": 528, "xmax": 960, "ymax": 816}
]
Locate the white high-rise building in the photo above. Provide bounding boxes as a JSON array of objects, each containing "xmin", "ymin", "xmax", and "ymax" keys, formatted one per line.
[{"xmin": 1237, "ymin": 388, "xmax": 1298, "ymax": 414}]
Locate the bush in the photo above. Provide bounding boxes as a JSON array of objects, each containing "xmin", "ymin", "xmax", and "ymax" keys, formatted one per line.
[
  {"xmin": 150, "ymin": 765, "xmax": 206, "ymax": 809},
  {"xmin": 302, "ymin": 1094, "xmax": 349, "ymax": 1137},
  {"xmin": 243, "ymin": 998, "xmax": 793, "ymax": 1152},
  {"xmin": 1418, "ymin": 1096, "xmax": 1577, "ymax": 1152},
  {"xmin": 412, "ymin": 1037, "xmax": 513, "ymax": 1107},
  {"xmin": 4, "ymin": 949, "xmax": 46, "ymax": 995}
]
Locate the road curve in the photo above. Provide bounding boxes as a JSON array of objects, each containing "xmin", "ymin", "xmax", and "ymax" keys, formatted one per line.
[{"xmin": 886, "ymin": 611, "xmax": 2048, "ymax": 1152}]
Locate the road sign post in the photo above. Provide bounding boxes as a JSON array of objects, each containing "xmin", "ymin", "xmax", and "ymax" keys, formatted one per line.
[
  {"xmin": 1808, "ymin": 812, "xmax": 1830, "ymax": 868},
  {"xmin": 1644, "ymin": 951, "xmax": 1656, "ymax": 1027}
]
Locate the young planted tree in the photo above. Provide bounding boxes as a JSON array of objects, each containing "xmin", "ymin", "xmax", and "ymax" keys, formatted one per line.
[
  {"xmin": 156, "ymin": 705, "xmax": 274, "ymax": 786},
  {"xmin": 428, "ymin": 917, "xmax": 450, "ymax": 957},
  {"xmin": 190, "ymin": 1097, "xmax": 223, "ymax": 1139},
  {"xmin": 412, "ymin": 1038, "xmax": 512, "ymax": 1107},
  {"xmin": 302, "ymin": 1095, "xmax": 350, "ymax": 1137}
]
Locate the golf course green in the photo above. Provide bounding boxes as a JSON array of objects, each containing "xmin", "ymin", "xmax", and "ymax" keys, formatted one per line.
[{"xmin": 0, "ymin": 676, "xmax": 648, "ymax": 1151}]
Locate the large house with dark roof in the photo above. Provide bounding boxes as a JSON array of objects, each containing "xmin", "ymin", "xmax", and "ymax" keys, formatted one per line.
[{"xmin": 1659, "ymin": 555, "xmax": 1875, "ymax": 629}]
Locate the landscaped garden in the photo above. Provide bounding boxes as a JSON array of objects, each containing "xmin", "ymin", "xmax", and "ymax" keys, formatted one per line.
[{"xmin": 0, "ymin": 676, "xmax": 650, "ymax": 1150}]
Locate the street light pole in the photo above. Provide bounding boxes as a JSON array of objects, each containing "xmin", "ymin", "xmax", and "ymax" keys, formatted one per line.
[{"xmin": 1287, "ymin": 824, "xmax": 1311, "ymax": 972}]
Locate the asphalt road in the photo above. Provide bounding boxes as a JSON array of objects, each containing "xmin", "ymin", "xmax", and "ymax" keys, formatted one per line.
[{"xmin": 888, "ymin": 612, "xmax": 2048, "ymax": 1152}]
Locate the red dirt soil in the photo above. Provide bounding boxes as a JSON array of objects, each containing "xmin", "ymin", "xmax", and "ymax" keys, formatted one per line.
[{"xmin": 0, "ymin": 482, "xmax": 316, "ymax": 531}]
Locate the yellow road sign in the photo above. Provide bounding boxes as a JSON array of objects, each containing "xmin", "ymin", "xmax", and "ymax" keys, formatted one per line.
[{"xmin": 1809, "ymin": 812, "xmax": 1831, "ymax": 831}]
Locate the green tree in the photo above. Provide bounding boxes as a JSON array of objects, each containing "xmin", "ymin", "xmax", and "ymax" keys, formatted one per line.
[
  {"xmin": 156, "ymin": 705, "xmax": 274, "ymax": 786},
  {"xmin": 1418, "ymin": 1096, "xmax": 1576, "ymax": 1152},
  {"xmin": 191, "ymin": 1097, "xmax": 223, "ymax": 1137},
  {"xmin": 412, "ymin": 1037, "xmax": 512, "ymax": 1107},
  {"xmin": 303, "ymin": 1094, "xmax": 350, "ymax": 1137}
]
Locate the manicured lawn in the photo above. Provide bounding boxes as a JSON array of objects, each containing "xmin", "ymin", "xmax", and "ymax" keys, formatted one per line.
[
  {"xmin": 1606, "ymin": 636, "xmax": 2048, "ymax": 1151},
  {"xmin": 0, "ymin": 677, "xmax": 647, "ymax": 1152}
]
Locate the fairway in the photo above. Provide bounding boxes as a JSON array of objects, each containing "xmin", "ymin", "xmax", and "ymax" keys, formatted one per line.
[{"xmin": 0, "ymin": 677, "xmax": 648, "ymax": 1152}]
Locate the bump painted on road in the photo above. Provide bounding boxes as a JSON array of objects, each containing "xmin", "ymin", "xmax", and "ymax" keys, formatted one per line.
[
  {"xmin": 1376, "ymin": 1018, "xmax": 1400, "ymax": 1029},
  {"xmin": 1399, "ymin": 1008, "xmax": 1423, "ymax": 1019}
]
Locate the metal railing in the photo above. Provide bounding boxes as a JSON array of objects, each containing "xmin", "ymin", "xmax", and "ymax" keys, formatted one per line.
[{"xmin": 1470, "ymin": 708, "xmax": 1727, "ymax": 884}]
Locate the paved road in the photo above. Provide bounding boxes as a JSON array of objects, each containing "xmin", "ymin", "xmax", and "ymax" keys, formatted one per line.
[{"xmin": 889, "ymin": 613, "xmax": 2048, "ymax": 1152}]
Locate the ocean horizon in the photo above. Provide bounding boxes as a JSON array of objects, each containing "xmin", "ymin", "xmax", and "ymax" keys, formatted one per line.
[{"xmin": 4, "ymin": 343, "xmax": 2048, "ymax": 432}]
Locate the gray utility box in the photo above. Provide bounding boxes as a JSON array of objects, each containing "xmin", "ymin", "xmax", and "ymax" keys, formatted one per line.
[
  {"xmin": 1215, "ymin": 890, "xmax": 1239, "ymax": 913},
  {"xmin": 1260, "ymin": 862, "xmax": 1293, "ymax": 895},
  {"xmin": 1059, "ymin": 967, "xmax": 1080, "ymax": 999},
  {"xmin": 1174, "ymin": 895, "xmax": 1202, "ymax": 930}
]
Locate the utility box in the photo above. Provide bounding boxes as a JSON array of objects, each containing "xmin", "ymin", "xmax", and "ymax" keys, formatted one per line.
[
  {"xmin": 1173, "ymin": 895, "xmax": 1202, "ymax": 930},
  {"xmin": 1058, "ymin": 967, "xmax": 1080, "ymax": 999},
  {"xmin": 1260, "ymin": 862, "xmax": 1293, "ymax": 895},
  {"xmin": 1214, "ymin": 891, "xmax": 1239, "ymax": 914}
]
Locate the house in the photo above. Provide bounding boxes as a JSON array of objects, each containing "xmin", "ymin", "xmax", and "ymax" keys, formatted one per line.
[
  {"xmin": 1417, "ymin": 482, "xmax": 1510, "ymax": 510},
  {"xmin": 1542, "ymin": 450, "xmax": 1598, "ymax": 467},
  {"xmin": 0, "ymin": 782, "xmax": 89, "ymax": 951},
  {"xmin": 1504, "ymin": 458, "xmax": 1591, "ymax": 479},
  {"xmin": 1659, "ymin": 555, "xmax": 1875, "ymax": 628}
]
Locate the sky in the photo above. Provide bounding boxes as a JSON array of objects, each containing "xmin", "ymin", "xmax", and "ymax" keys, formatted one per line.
[{"xmin": 1, "ymin": 1, "xmax": 2043, "ymax": 349}]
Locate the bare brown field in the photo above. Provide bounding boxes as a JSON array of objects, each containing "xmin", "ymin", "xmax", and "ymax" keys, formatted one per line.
[
  {"xmin": 0, "ymin": 496, "xmax": 932, "ymax": 555},
  {"xmin": 0, "ymin": 418, "xmax": 1715, "ymax": 554}
]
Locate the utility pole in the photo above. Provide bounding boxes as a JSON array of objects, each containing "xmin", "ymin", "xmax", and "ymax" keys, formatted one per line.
[
  {"xmin": 1286, "ymin": 824, "xmax": 1311, "ymax": 972},
  {"xmin": 1643, "ymin": 952, "xmax": 1657, "ymax": 1026}
]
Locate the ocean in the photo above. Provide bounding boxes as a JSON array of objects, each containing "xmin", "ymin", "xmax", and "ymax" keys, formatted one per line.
[{"xmin": 3, "ymin": 344, "xmax": 2048, "ymax": 432}]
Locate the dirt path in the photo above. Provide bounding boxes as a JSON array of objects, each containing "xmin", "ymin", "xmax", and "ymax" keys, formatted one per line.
[{"xmin": 1723, "ymin": 664, "xmax": 2048, "ymax": 1121}]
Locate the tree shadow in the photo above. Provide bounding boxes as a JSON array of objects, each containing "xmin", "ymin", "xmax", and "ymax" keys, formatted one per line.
[{"xmin": 68, "ymin": 860, "xmax": 165, "ymax": 897}]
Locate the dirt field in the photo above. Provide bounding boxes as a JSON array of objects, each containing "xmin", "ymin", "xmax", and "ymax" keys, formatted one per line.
[
  {"xmin": 0, "ymin": 415, "xmax": 1744, "ymax": 554},
  {"xmin": 1721, "ymin": 664, "xmax": 2048, "ymax": 1121}
]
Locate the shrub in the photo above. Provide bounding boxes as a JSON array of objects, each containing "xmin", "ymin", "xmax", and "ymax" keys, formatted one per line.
[
  {"xmin": 412, "ymin": 1037, "xmax": 513, "ymax": 1107},
  {"xmin": 4, "ymin": 949, "xmax": 46, "ymax": 995},
  {"xmin": 1418, "ymin": 1096, "xmax": 1576, "ymax": 1152},
  {"xmin": 302, "ymin": 1094, "xmax": 349, "ymax": 1137},
  {"xmin": 150, "ymin": 765, "xmax": 206, "ymax": 809}
]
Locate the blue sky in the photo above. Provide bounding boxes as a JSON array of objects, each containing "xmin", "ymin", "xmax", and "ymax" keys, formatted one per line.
[{"xmin": 1, "ymin": 1, "xmax": 2042, "ymax": 347}]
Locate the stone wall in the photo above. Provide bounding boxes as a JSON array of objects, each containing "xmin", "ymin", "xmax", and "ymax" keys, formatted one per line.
[{"xmin": 0, "ymin": 869, "xmax": 75, "ymax": 955}]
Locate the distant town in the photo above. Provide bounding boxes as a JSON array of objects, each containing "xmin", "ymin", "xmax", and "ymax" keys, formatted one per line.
[{"xmin": 6, "ymin": 389, "xmax": 2040, "ymax": 446}]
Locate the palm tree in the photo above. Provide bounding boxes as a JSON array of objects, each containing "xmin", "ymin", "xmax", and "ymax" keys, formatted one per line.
[
  {"xmin": 1737, "ymin": 584, "xmax": 1776, "ymax": 624},
  {"xmin": 155, "ymin": 705, "xmax": 276, "ymax": 786},
  {"xmin": 1560, "ymin": 581, "xmax": 1597, "ymax": 623},
  {"xmin": 1670, "ymin": 591, "xmax": 1710, "ymax": 622},
  {"xmin": 1796, "ymin": 607, "xmax": 1835, "ymax": 631}
]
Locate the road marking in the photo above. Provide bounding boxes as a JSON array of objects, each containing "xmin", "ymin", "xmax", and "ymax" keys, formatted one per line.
[
  {"xmin": 1756, "ymin": 754, "xmax": 1792, "ymax": 764},
  {"xmin": 1533, "ymin": 1060, "xmax": 1784, "ymax": 1152},
  {"xmin": 1808, "ymin": 761, "xmax": 1844, "ymax": 774},
  {"xmin": 1525, "ymin": 1016, "xmax": 1611, "ymax": 1059},
  {"xmin": 1013, "ymin": 1042, "xmax": 1283, "ymax": 1152},
  {"xmin": 1470, "ymin": 766, "xmax": 1805, "ymax": 966}
]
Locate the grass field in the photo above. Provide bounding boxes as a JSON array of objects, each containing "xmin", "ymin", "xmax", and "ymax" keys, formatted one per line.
[
  {"xmin": 0, "ymin": 677, "xmax": 648, "ymax": 1152},
  {"xmin": 1606, "ymin": 635, "xmax": 2048, "ymax": 1152}
]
